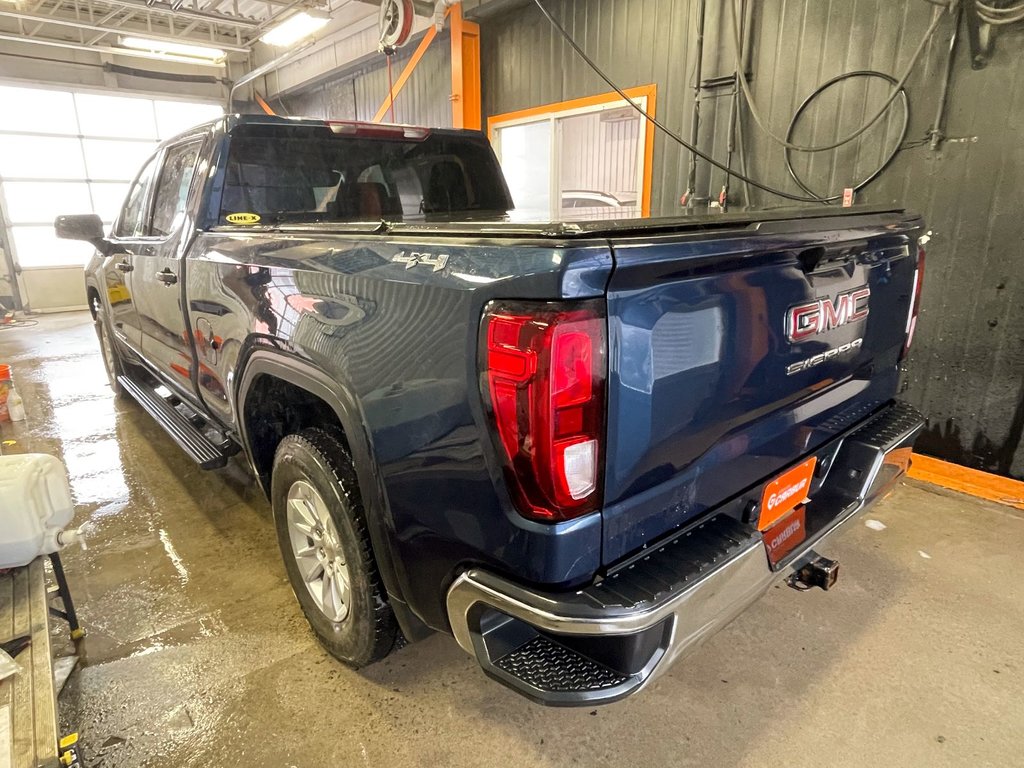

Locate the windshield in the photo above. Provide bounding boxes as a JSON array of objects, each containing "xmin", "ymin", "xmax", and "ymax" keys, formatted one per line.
[{"xmin": 218, "ymin": 124, "xmax": 513, "ymax": 226}]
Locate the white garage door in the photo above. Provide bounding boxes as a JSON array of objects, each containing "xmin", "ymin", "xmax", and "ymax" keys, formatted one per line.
[{"xmin": 0, "ymin": 83, "xmax": 222, "ymax": 311}]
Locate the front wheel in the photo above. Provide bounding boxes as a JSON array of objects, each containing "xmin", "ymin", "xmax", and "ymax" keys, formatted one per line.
[
  {"xmin": 93, "ymin": 301, "xmax": 127, "ymax": 399},
  {"xmin": 271, "ymin": 428, "xmax": 397, "ymax": 667}
]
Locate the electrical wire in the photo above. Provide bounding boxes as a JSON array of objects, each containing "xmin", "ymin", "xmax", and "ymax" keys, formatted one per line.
[
  {"xmin": 784, "ymin": 71, "xmax": 909, "ymax": 202},
  {"xmin": 977, "ymin": 10, "xmax": 1024, "ymax": 24},
  {"xmin": 976, "ymin": 0, "xmax": 1024, "ymax": 13},
  {"xmin": 530, "ymin": 0, "xmax": 828, "ymax": 203},
  {"xmin": 975, "ymin": 0, "xmax": 1024, "ymax": 24},
  {"xmin": 386, "ymin": 54, "xmax": 396, "ymax": 122},
  {"xmin": 729, "ymin": 0, "xmax": 945, "ymax": 152}
]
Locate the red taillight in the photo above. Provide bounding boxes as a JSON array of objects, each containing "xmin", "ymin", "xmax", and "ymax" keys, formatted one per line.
[
  {"xmin": 481, "ymin": 301, "xmax": 606, "ymax": 522},
  {"xmin": 901, "ymin": 245, "xmax": 925, "ymax": 360}
]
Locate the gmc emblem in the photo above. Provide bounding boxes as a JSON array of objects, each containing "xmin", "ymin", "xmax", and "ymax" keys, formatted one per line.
[{"xmin": 786, "ymin": 287, "xmax": 870, "ymax": 342}]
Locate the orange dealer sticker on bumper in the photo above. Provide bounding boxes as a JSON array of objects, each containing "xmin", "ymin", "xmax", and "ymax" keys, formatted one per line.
[{"xmin": 758, "ymin": 456, "xmax": 816, "ymax": 531}]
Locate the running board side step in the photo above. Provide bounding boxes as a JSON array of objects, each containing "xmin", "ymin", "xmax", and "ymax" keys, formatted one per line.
[{"xmin": 117, "ymin": 375, "xmax": 230, "ymax": 470}]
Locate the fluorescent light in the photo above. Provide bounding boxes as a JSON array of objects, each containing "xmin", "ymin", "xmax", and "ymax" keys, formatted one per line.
[
  {"xmin": 120, "ymin": 36, "xmax": 226, "ymax": 61},
  {"xmin": 260, "ymin": 10, "xmax": 330, "ymax": 47}
]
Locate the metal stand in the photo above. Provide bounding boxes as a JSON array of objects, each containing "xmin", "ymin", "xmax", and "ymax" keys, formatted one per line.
[{"xmin": 46, "ymin": 553, "xmax": 83, "ymax": 641}]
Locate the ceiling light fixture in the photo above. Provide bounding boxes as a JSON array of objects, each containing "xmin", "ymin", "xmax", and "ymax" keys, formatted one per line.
[
  {"xmin": 119, "ymin": 35, "xmax": 226, "ymax": 61},
  {"xmin": 259, "ymin": 10, "xmax": 331, "ymax": 47}
]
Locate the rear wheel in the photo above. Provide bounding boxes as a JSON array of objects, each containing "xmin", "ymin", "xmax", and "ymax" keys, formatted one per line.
[
  {"xmin": 271, "ymin": 428, "xmax": 397, "ymax": 667},
  {"xmin": 92, "ymin": 299, "xmax": 127, "ymax": 399}
]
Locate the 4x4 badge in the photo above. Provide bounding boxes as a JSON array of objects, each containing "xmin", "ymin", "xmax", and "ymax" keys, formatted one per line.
[{"xmin": 392, "ymin": 251, "xmax": 449, "ymax": 272}]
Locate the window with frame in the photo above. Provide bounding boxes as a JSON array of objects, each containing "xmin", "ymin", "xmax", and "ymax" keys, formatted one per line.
[
  {"xmin": 151, "ymin": 141, "xmax": 202, "ymax": 237},
  {"xmin": 488, "ymin": 86, "xmax": 655, "ymax": 223},
  {"xmin": 219, "ymin": 125, "xmax": 511, "ymax": 225}
]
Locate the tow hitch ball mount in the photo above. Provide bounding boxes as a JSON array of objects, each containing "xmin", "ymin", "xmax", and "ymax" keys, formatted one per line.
[{"xmin": 790, "ymin": 554, "xmax": 840, "ymax": 591}]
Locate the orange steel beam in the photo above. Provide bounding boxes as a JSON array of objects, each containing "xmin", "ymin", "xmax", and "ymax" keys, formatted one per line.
[
  {"xmin": 373, "ymin": 12, "xmax": 450, "ymax": 124},
  {"xmin": 254, "ymin": 92, "xmax": 276, "ymax": 116},
  {"xmin": 449, "ymin": 4, "xmax": 481, "ymax": 130},
  {"xmin": 908, "ymin": 453, "xmax": 1024, "ymax": 510}
]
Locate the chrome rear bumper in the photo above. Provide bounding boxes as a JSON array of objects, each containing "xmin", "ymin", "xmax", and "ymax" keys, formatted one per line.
[{"xmin": 446, "ymin": 401, "xmax": 925, "ymax": 705}]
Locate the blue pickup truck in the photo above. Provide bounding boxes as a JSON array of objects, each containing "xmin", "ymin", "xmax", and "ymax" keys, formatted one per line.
[{"xmin": 56, "ymin": 115, "xmax": 925, "ymax": 705}]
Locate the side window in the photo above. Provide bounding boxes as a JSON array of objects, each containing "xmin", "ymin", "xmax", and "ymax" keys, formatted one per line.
[
  {"xmin": 114, "ymin": 156, "xmax": 158, "ymax": 239},
  {"xmin": 150, "ymin": 141, "xmax": 202, "ymax": 238}
]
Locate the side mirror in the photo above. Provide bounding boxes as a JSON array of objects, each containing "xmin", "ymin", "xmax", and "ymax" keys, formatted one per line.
[
  {"xmin": 55, "ymin": 213, "xmax": 104, "ymax": 242},
  {"xmin": 54, "ymin": 213, "xmax": 118, "ymax": 256}
]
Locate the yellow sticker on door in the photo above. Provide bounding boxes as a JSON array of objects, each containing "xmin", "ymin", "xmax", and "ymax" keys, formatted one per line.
[{"xmin": 226, "ymin": 212, "xmax": 261, "ymax": 225}]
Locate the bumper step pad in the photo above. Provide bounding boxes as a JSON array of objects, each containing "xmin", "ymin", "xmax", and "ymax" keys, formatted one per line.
[{"xmin": 494, "ymin": 636, "xmax": 629, "ymax": 693}]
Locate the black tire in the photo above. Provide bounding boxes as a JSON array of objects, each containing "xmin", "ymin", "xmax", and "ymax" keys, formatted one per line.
[
  {"xmin": 271, "ymin": 428, "xmax": 397, "ymax": 667},
  {"xmin": 93, "ymin": 303, "xmax": 128, "ymax": 399}
]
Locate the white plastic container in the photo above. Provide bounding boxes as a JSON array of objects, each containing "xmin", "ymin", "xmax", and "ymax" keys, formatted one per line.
[
  {"xmin": 6, "ymin": 385, "xmax": 25, "ymax": 422},
  {"xmin": 0, "ymin": 453, "xmax": 76, "ymax": 568}
]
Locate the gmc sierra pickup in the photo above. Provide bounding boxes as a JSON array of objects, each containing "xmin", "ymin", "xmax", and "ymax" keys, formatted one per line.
[{"xmin": 56, "ymin": 114, "xmax": 926, "ymax": 706}]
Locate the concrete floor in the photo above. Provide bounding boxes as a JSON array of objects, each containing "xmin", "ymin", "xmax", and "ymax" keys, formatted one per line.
[{"xmin": 1, "ymin": 311, "xmax": 1022, "ymax": 768}]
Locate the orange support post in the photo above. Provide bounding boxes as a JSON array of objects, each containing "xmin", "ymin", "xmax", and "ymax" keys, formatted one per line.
[{"xmin": 449, "ymin": 4, "xmax": 481, "ymax": 130}]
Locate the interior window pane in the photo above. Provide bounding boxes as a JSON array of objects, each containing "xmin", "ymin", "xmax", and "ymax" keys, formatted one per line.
[
  {"xmin": 153, "ymin": 101, "xmax": 223, "ymax": 139},
  {"xmin": 115, "ymin": 157, "xmax": 158, "ymax": 238},
  {"xmin": 89, "ymin": 182, "xmax": 131, "ymax": 222},
  {"xmin": 151, "ymin": 142, "xmax": 201, "ymax": 237},
  {"xmin": 0, "ymin": 86, "xmax": 77, "ymax": 133},
  {"xmin": 3, "ymin": 181, "xmax": 92, "ymax": 224},
  {"xmin": 556, "ymin": 107, "xmax": 641, "ymax": 221},
  {"xmin": 495, "ymin": 120, "xmax": 551, "ymax": 222},
  {"xmin": 75, "ymin": 93, "xmax": 157, "ymax": 139},
  {"xmin": 83, "ymin": 139, "xmax": 157, "ymax": 181},
  {"xmin": 11, "ymin": 225, "xmax": 94, "ymax": 268},
  {"xmin": 0, "ymin": 135, "xmax": 86, "ymax": 179}
]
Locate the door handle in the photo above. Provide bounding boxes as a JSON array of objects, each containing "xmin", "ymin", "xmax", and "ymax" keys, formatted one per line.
[
  {"xmin": 155, "ymin": 269, "xmax": 178, "ymax": 286},
  {"xmin": 115, "ymin": 259, "xmax": 133, "ymax": 273}
]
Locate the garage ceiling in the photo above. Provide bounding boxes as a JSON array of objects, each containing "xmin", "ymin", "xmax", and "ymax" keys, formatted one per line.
[{"xmin": 0, "ymin": 0, "xmax": 339, "ymax": 66}]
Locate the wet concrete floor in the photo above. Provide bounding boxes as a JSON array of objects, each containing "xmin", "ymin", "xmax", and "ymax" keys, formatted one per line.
[{"xmin": 1, "ymin": 310, "xmax": 1022, "ymax": 767}]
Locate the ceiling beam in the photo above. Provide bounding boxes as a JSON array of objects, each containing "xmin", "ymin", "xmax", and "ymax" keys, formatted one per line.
[
  {"xmin": 0, "ymin": 30, "xmax": 228, "ymax": 66},
  {"xmin": 85, "ymin": 7, "xmax": 133, "ymax": 45},
  {"xmin": 0, "ymin": 7, "xmax": 250, "ymax": 50},
  {"xmin": 70, "ymin": 0, "xmax": 263, "ymax": 29}
]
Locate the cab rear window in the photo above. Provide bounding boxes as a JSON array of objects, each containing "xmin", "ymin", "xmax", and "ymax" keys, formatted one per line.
[{"xmin": 218, "ymin": 123, "xmax": 512, "ymax": 226}]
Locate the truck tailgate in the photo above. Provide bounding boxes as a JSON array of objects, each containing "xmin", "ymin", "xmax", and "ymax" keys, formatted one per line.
[{"xmin": 602, "ymin": 212, "xmax": 923, "ymax": 564}]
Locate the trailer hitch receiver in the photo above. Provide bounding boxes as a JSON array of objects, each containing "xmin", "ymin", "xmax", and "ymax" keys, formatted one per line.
[{"xmin": 792, "ymin": 554, "xmax": 840, "ymax": 591}]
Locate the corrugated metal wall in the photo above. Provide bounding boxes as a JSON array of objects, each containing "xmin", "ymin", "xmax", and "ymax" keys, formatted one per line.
[
  {"xmin": 482, "ymin": 0, "xmax": 1024, "ymax": 479},
  {"xmin": 280, "ymin": 30, "xmax": 453, "ymax": 128},
  {"xmin": 279, "ymin": 0, "xmax": 1023, "ymax": 479}
]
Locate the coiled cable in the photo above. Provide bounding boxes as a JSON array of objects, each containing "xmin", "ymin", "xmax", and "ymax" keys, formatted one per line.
[{"xmin": 784, "ymin": 71, "xmax": 909, "ymax": 202}]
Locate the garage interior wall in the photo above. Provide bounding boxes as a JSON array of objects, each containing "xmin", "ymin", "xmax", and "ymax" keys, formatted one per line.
[
  {"xmin": 3, "ymin": 1, "xmax": 1019, "ymax": 478},
  {"xmin": 477, "ymin": 0, "xmax": 1024, "ymax": 479},
  {"xmin": 274, "ymin": 29, "xmax": 454, "ymax": 129}
]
